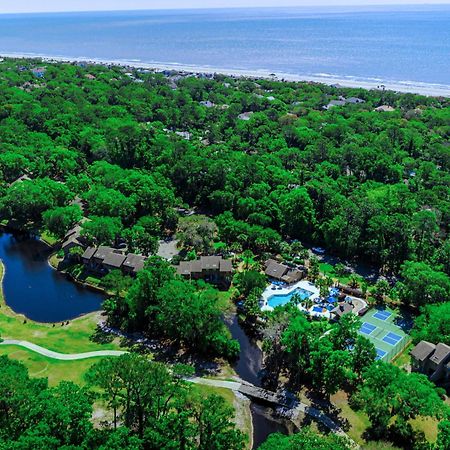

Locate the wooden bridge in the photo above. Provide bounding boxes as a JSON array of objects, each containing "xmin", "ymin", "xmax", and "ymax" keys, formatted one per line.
[{"xmin": 237, "ymin": 382, "xmax": 298, "ymax": 408}]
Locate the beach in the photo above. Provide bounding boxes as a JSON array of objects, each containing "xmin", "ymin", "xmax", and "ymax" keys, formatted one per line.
[{"xmin": 2, "ymin": 52, "xmax": 449, "ymax": 98}]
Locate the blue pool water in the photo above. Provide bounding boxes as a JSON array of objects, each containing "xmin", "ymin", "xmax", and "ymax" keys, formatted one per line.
[{"xmin": 267, "ymin": 287, "xmax": 313, "ymax": 309}]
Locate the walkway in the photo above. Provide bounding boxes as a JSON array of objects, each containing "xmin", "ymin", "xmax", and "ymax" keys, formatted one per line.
[{"xmin": 0, "ymin": 339, "xmax": 126, "ymax": 360}]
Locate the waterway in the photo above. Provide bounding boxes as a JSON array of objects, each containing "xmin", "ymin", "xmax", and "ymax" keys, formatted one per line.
[
  {"xmin": 227, "ymin": 315, "xmax": 292, "ymax": 448},
  {"xmin": 0, "ymin": 231, "xmax": 104, "ymax": 322}
]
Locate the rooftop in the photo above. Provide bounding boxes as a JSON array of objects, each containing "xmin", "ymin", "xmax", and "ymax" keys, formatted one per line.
[
  {"xmin": 103, "ymin": 252, "xmax": 127, "ymax": 269},
  {"xmin": 123, "ymin": 253, "xmax": 147, "ymax": 272},
  {"xmin": 429, "ymin": 343, "xmax": 450, "ymax": 365},
  {"xmin": 410, "ymin": 341, "xmax": 436, "ymax": 362}
]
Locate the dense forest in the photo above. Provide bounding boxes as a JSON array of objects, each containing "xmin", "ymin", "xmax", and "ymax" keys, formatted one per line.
[
  {"xmin": 0, "ymin": 58, "xmax": 448, "ymax": 274},
  {"xmin": 0, "ymin": 58, "xmax": 449, "ymax": 449}
]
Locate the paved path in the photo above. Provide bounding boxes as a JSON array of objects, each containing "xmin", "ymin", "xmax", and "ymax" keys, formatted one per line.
[{"xmin": 0, "ymin": 339, "xmax": 126, "ymax": 360}]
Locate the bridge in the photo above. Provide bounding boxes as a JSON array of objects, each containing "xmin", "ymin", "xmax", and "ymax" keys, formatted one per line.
[
  {"xmin": 191, "ymin": 377, "xmax": 357, "ymax": 447},
  {"xmin": 237, "ymin": 382, "xmax": 298, "ymax": 408}
]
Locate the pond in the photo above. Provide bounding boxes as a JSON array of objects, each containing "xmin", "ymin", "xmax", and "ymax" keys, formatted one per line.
[{"xmin": 0, "ymin": 231, "xmax": 104, "ymax": 323}]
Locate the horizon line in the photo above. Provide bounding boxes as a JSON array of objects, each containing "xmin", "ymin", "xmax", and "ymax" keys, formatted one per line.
[{"xmin": 0, "ymin": 3, "xmax": 449, "ymax": 16}]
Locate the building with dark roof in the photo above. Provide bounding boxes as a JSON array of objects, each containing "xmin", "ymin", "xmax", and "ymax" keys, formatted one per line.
[
  {"xmin": 331, "ymin": 302, "xmax": 354, "ymax": 319},
  {"xmin": 176, "ymin": 256, "xmax": 233, "ymax": 288},
  {"xmin": 103, "ymin": 252, "xmax": 127, "ymax": 271},
  {"xmin": 411, "ymin": 341, "xmax": 450, "ymax": 383},
  {"xmin": 264, "ymin": 259, "xmax": 305, "ymax": 285},
  {"xmin": 122, "ymin": 253, "xmax": 147, "ymax": 275},
  {"xmin": 82, "ymin": 246, "xmax": 147, "ymax": 276}
]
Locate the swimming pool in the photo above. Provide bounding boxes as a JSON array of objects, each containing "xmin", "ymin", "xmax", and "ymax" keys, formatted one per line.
[{"xmin": 267, "ymin": 287, "xmax": 314, "ymax": 308}]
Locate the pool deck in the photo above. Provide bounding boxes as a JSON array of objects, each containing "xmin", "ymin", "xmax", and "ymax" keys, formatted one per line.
[{"xmin": 261, "ymin": 279, "xmax": 320, "ymax": 312}]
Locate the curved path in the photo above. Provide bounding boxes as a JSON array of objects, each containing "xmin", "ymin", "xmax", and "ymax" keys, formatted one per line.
[
  {"xmin": 1, "ymin": 339, "xmax": 356, "ymax": 446},
  {"xmin": 0, "ymin": 339, "xmax": 126, "ymax": 360}
]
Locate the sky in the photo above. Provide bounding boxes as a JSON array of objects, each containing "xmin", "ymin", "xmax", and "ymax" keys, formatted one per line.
[{"xmin": 0, "ymin": 0, "xmax": 449, "ymax": 14}]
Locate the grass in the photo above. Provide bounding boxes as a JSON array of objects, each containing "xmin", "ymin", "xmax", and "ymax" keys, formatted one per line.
[
  {"xmin": 392, "ymin": 343, "xmax": 412, "ymax": 369},
  {"xmin": 39, "ymin": 229, "xmax": 60, "ymax": 246},
  {"xmin": 331, "ymin": 391, "xmax": 371, "ymax": 445},
  {"xmin": 319, "ymin": 262, "xmax": 352, "ymax": 285},
  {"xmin": 0, "ymin": 344, "xmax": 103, "ymax": 386}
]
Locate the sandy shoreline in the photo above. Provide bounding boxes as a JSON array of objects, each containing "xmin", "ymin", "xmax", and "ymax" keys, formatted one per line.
[{"xmin": 1, "ymin": 52, "xmax": 450, "ymax": 98}]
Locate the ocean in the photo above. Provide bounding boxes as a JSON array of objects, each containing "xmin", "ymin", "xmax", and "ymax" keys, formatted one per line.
[{"xmin": 0, "ymin": 6, "xmax": 449, "ymax": 95}]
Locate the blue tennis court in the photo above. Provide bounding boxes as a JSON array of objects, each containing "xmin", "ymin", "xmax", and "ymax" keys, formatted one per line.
[
  {"xmin": 360, "ymin": 322, "xmax": 376, "ymax": 335},
  {"xmin": 373, "ymin": 310, "xmax": 391, "ymax": 321},
  {"xmin": 382, "ymin": 332, "xmax": 403, "ymax": 346},
  {"xmin": 375, "ymin": 348, "xmax": 387, "ymax": 360}
]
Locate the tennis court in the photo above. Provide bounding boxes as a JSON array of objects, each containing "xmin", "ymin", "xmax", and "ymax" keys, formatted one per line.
[
  {"xmin": 373, "ymin": 310, "xmax": 391, "ymax": 321},
  {"xmin": 358, "ymin": 307, "xmax": 411, "ymax": 362},
  {"xmin": 375, "ymin": 348, "xmax": 387, "ymax": 360},
  {"xmin": 360, "ymin": 322, "xmax": 376, "ymax": 335},
  {"xmin": 382, "ymin": 332, "xmax": 403, "ymax": 346}
]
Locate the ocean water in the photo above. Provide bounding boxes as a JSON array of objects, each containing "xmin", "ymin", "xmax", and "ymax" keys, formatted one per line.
[{"xmin": 0, "ymin": 6, "xmax": 449, "ymax": 94}]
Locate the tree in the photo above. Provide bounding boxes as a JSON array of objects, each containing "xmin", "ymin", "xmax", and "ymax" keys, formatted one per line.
[
  {"xmin": 309, "ymin": 340, "xmax": 354, "ymax": 397},
  {"xmin": 81, "ymin": 216, "xmax": 123, "ymax": 246},
  {"xmin": 370, "ymin": 279, "xmax": 391, "ymax": 303},
  {"xmin": 233, "ymin": 270, "xmax": 267, "ymax": 298},
  {"xmin": 329, "ymin": 313, "xmax": 361, "ymax": 351},
  {"xmin": 43, "ymin": 204, "xmax": 82, "ymax": 238},
  {"xmin": 123, "ymin": 225, "xmax": 159, "ymax": 256},
  {"xmin": 84, "ymin": 186, "xmax": 136, "ymax": 222},
  {"xmin": 259, "ymin": 427, "xmax": 350, "ymax": 450},
  {"xmin": 397, "ymin": 261, "xmax": 450, "ymax": 307},
  {"xmin": 156, "ymin": 279, "xmax": 239, "ymax": 358},
  {"xmin": 411, "ymin": 302, "xmax": 450, "ymax": 346},
  {"xmin": 102, "ymin": 270, "xmax": 133, "ymax": 297},
  {"xmin": 308, "ymin": 256, "xmax": 320, "ymax": 282},
  {"xmin": 193, "ymin": 394, "xmax": 245, "ymax": 450},
  {"xmin": 121, "ymin": 257, "xmax": 175, "ymax": 331},
  {"xmin": 177, "ymin": 215, "xmax": 217, "ymax": 254},
  {"xmin": 353, "ymin": 361, "xmax": 445, "ymax": 438},
  {"xmin": 411, "ymin": 210, "xmax": 439, "ymax": 261},
  {"xmin": 436, "ymin": 420, "xmax": 450, "ymax": 450},
  {"xmin": 351, "ymin": 336, "xmax": 376, "ymax": 381},
  {"xmin": 278, "ymin": 188, "xmax": 316, "ymax": 239}
]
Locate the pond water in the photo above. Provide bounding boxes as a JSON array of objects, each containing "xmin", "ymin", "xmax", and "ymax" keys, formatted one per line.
[{"xmin": 0, "ymin": 231, "xmax": 104, "ymax": 322}]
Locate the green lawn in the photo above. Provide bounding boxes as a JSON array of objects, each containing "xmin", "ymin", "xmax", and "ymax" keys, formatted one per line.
[
  {"xmin": 39, "ymin": 229, "xmax": 60, "ymax": 246},
  {"xmin": 0, "ymin": 345, "xmax": 104, "ymax": 386},
  {"xmin": 319, "ymin": 262, "xmax": 352, "ymax": 285}
]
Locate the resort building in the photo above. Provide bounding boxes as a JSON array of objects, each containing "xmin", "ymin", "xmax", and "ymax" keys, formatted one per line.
[
  {"xmin": 82, "ymin": 246, "xmax": 147, "ymax": 276},
  {"xmin": 411, "ymin": 341, "xmax": 450, "ymax": 383},
  {"xmin": 176, "ymin": 256, "xmax": 233, "ymax": 287},
  {"xmin": 264, "ymin": 259, "xmax": 305, "ymax": 284}
]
